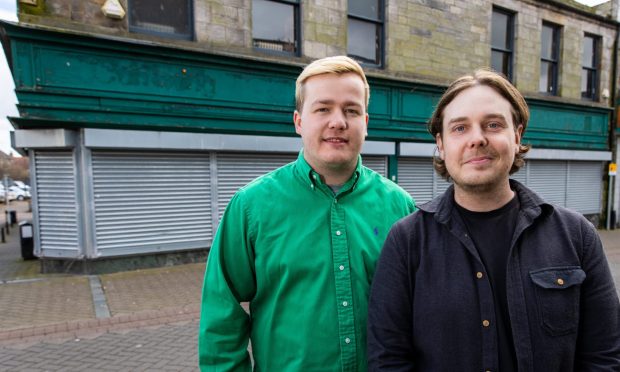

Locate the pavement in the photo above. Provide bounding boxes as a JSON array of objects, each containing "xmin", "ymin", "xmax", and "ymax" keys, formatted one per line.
[
  {"xmin": 0, "ymin": 201, "xmax": 205, "ymax": 370},
  {"xmin": 0, "ymin": 200, "xmax": 618, "ymax": 371}
]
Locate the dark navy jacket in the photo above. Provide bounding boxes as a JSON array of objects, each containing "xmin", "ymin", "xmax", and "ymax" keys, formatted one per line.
[{"xmin": 368, "ymin": 180, "xmax": 620, "ymax": 371}]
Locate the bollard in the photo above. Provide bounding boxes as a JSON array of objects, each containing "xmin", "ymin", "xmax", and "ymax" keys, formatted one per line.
[
  {"xmin": 1, "ymin": 226, "xmax": 4, "ymax": 243},
  {"xmin": 9, "ymin": 210, "xmax": 17, "ymax": 227}
]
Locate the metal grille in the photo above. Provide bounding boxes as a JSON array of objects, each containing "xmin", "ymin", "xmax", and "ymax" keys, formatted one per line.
[
  {"xmin": 566, "ymin": 161, "xmax": 602, "ymax": 214},
  {"xmin": 34, "ymin": 151, "xmax": 80, "ymax": 253},
  {"xmin": 528, "ymin": 160, "xmax": 567, "ymax": 207},
  {"xmin": 510, "ymin": 161, "xmax": 528, "ymax": 184},
  {"xmin": 397, "ymin": 157, "xmax": 435, "ymax": 203},
  {"xmin": 363, "ymin": 156, "xmax": 388, "ymax": 177},
  {"xmin": 216, "ymin": 153, "xmax": 297, "ymax": 220},
  {"xmin": 91, "ymin": 152, "xmax": 212, "ymax": 255}
]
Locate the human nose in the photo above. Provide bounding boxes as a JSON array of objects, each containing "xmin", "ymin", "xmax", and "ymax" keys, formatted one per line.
[
  {"xmin": 328, "ymin": 110, "xmax": 347, "ymax": 130},
  {"xmin": 467, "ymin": 125, "xmax": 487, "ymax": 147}
]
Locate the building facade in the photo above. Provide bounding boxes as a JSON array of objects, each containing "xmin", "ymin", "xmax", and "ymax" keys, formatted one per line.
[{"xmin": 1, "ymin": 0, "xmax": 617, "ymax": 271}]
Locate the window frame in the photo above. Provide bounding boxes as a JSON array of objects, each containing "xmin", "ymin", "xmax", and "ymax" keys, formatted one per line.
[
  {"xmin": 490, "ymin": 6, "xmax": 515, "ymax": 81},
  {"xmin": 127, "ymin": 0, "xmax": 194, "ymax": 41},
  {"xmin": 251, "ymin": 0, "xmax": 301, "ymax": 57},
  {"xmin": 539, "ymin": 21, "xmax": 561, "ymax": 96},
  {"xmin": 347, "ymin": 0, "xmax": 385, "ymax": 68},
  {"xmin": 581, "ymin": 33, "xmax": 601, "ymax": 101}
]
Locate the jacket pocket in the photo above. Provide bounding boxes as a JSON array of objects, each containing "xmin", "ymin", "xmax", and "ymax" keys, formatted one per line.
[{"xmin": 529, "ymin": 266, "xmax": 586, "ymax": 336}]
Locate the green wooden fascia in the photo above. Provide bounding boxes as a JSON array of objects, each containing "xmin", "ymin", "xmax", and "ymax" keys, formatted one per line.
[{"xmin": 0, "ymin": 20, "xmax": 611, "ymax": 151}]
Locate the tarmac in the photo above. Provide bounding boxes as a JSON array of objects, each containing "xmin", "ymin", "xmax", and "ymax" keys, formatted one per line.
[{"xmin": 0, "ymin": 200, "xmax": 619, "ymax": 348}]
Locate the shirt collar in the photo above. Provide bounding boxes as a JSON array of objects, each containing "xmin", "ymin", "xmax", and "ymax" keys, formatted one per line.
[{"xmin": 294, "ymin": 149, "xmax": 362, "ymax": 193}]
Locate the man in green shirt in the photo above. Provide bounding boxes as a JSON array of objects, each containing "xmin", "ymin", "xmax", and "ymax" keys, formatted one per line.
[{"xmin": 199, "ymin": 56, "xmax": 415, "ymax": 371}]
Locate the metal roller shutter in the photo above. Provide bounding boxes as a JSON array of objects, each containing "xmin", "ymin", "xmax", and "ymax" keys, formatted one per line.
[
  {"xmin": 397, "ymin": 157, "xmax": 452, "ymax": 204},
  {"xmin": 528, "ymin": 160, "xmax": 567, "ymax": 207},
  {"xmin": 91, "ymin": 151, "xmax": 212, "ymax": 256},
  {"xmin": 567, "ymin": 161, "xmax": 602, "ymax": 214},
  {"xmin": 510, "ymin": 161, "xmax": 528, "ymax": 185},
  {"xmin": 216, "ymin": 152, "xmax": 297, "ymax": 220},
  {"xmin": 34, "ymin": 151, "xmax": 80, "ymax": 255},
  {"xmin": 363, "ymin": 156, "xmax": 388, "ymax": 177}
]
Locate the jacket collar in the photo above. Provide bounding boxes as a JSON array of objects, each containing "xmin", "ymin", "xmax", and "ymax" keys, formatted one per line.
[{"xmin": 419, "ymin": 178, "xmax": 552, "ymax": 225}]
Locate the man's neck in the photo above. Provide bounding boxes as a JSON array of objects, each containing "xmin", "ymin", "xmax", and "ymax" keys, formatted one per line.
[
  {"xmin": 453, "ymin": 179, "xmax": 514, "ymax": 212},
  {"xmin": 320, "ymin": 166, "xmax": 356, "ymax": 186}
]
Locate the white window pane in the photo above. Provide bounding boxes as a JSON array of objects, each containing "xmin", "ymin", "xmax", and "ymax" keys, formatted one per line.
[{"xmin": 348, "ymin": 18, "xmax": 378, "ymax": 64}]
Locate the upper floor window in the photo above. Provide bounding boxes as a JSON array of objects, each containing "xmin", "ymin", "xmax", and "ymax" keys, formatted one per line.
[
  {"xmin": 347, "ymin": 0, "xmax": 384, "ymax": 67},
  {"xmin": 581, "ymin": 34, "xmax": 600, "ymax": 100},
  {"xmin": 540, "ymin": 22, "xmax": 561, "ymax": 95},
  {"xmin": 491, "ymin": 7, "xmax": 514, "ymax": 80},
  {"xmin": 128, "ymin": 0, "xmax": 193, "ymax": 40},
  {"xmin": 252, "ymin": 0, "xmax": 299, "ymax": 55}
]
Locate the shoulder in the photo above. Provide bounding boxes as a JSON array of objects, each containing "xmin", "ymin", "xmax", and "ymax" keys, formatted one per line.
[
  {"xmin": 360, "ymin": 166, "xmax": 413, "ymax": 202},
  {"xmin": 236, "ymin": 161, "xmax": 296, "ymax": 198}
]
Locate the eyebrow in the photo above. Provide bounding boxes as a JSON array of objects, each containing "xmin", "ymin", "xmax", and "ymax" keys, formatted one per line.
[
  {"xmin": 311, "ymin": 99, "xmax": 363, "ymax": 107},
  {"xmin": 447, "ymin": 113, "xmax": 507, "ymax": 125}
]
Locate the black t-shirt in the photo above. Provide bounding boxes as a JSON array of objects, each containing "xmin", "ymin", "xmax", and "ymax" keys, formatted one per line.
[{"xmin": 456, "ymin": 194, "xmax": 519, "ymax": 372}]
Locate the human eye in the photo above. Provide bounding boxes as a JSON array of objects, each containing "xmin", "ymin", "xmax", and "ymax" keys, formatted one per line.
[
  {"xmin": 451, "ymin": 124, "xmax": 466, "ymax": 133},
  {"xmin": 486, "ymin": 121, "xmax": 503, "ymax": 130},
  {"xmin": 345, "ymin": 108, "xmax": 361, "ymax": 116},
  {"xmin": 315, "ymin": 107, "xmax": 329, "ymax": 113}
]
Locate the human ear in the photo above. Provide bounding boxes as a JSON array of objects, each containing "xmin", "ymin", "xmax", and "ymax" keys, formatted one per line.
[
  {"xmin": 436, "ymin": 134, "xmax": 444, "ymax": 160},
  {"xmin": 294, "ymin": 110, "xmax": 302, "ymax": 135}
]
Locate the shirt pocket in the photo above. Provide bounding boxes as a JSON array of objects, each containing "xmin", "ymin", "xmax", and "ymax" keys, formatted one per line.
[{"xmin": 529, "ymin": 266, "xmax": 586, "ymax": 336}]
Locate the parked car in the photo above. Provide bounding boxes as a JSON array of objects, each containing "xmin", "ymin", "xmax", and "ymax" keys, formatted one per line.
[
  {"xmin": 9, "ymin": 185, "xmax": 30, "ymax": 200},
  {"xmin": 0, "ymin": 186, "xmax": 17, "ymax": 202}
]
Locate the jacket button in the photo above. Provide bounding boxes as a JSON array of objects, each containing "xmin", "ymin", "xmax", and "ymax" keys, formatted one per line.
[
  {"xmin": 476, "ymin": 272, "xmax": 483, "ymax": 279},
  {"xmin": 482, "ymin": 320, "xmax": 490, "ymax": 327},
  {"xmin": 556, "ymin": 278, "xmax": 564, "ymax": 286}
]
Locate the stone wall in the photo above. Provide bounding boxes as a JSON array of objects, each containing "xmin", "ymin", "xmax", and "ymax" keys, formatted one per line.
[{"xmin": 16, "ymin": 0, "xmax": 618, "ymax": 103}]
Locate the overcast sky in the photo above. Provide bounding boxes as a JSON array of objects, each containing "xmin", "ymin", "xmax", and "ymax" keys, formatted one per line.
[{"xmin": 0, "ymin": 0, "xmax": 612, "ymax": 158}]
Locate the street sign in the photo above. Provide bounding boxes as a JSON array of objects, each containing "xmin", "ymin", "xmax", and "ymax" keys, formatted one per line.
[{"xmin": 610, "ymin": 163, "xmax": 617, "ymax": 176}]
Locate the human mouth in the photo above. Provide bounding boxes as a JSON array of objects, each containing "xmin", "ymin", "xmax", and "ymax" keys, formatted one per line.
[
  {"xmin": 324, "ymin": 137, "xmax": 348, "ymax": 144},
  {"xmin": 465, "ymin": 155, "xmax": 492, "ymax": 165}
]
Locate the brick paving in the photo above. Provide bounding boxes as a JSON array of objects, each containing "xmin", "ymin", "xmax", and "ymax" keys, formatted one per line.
[
  {"xmin": 0, "ymin": 276, "xmax": 94, "ymax": 330},
  {"xmin": 0, "ymin": 320, "xmax": 198, "ymax": 371},
  {"xmin": 101, "ymin": 263, "xmax": 205, "ymax": 316}
]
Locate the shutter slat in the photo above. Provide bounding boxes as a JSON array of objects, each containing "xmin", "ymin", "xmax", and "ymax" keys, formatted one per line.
[
  {"xmin": 34, "ymin": 151, "xmax": 80, "ymax": 254},
  {"xmin": 92, "ymin": 151, "xmax": 213, "ymax": 254}
]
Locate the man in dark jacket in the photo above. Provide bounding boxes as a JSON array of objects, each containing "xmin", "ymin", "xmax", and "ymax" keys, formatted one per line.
[{"xmin": 367, "ymin": 69, "xmax": 620, "ymax": 371}]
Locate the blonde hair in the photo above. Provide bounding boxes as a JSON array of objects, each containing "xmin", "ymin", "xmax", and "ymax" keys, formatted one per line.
[
  {"xmin": 295, "ymin": 56, "xmax": 370, "ymax": 112},
  {"xmin": 428, "ymin": 69, "xmax": 531, "ymax": 179}
]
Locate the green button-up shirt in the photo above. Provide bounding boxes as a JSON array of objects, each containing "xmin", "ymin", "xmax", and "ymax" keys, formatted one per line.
[{"xmin": 199, "ymin": 151, "xmax": 415, "ymax": 371}]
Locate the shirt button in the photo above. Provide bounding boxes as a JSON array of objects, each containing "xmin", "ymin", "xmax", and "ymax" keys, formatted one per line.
[
  {"xmin": 342, "ymin": 301, "xmax": 348, "ymax": 307},
  {"xmin": 339, "ymin": 265, "xmax": 345, "ymax": 271},
  {"xmin": 482, "ymin": 320, "xmax": 490, "ymax": 327},
  {"xmin": 476, "ymin": 272, "xmax": 483, "ymax": 279},
  {"xmin": 556, "ymin": 278, "xmax": 564, "ymax": 286},
  {"xmin": 310, "ymin": 184, "xmax": 314, "ymax": 189},
  {"xmin": 336, "ymin": 231, "xmax": 341, "ymax": 236},
  {"xmin": 345, "ymin": 338, "xmax": 351, "ymax": 344}
]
